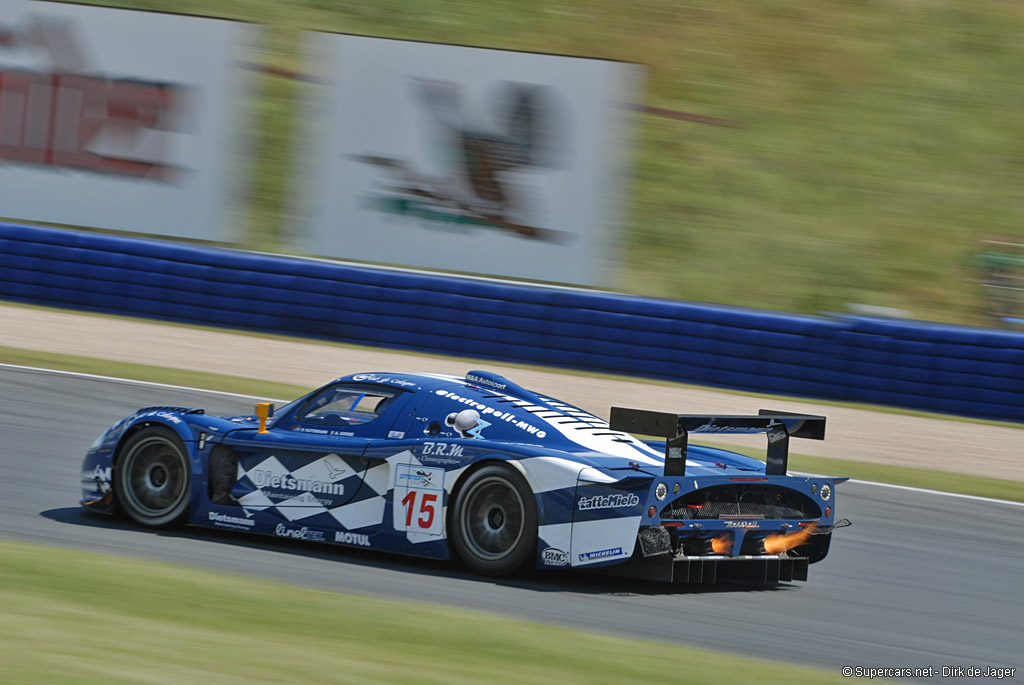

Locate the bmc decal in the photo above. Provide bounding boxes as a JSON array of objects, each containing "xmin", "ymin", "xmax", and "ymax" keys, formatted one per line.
[
  {"xmin": 393, "ymin": 465, "xmax": 445, "ymax": 536},
  {"xmin": 577, "ymin": 493, "xmax": 640, "ymax": 511},
  {"xmin": 542, "ymin": 548, "xmax": 569, "ymax": 566},
  {"xmin": 578, "ymin": 547, "xmax": 623, "ymax": 562}
]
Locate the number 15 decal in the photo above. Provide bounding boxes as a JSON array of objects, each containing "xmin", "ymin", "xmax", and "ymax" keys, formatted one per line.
[
  {"xmin": 401, "ymin": 491, "xmax": 438, "ymax": 530},
  {"xmin": 393, "ymin": 464, "xmax": 444, "ymax": 537}
]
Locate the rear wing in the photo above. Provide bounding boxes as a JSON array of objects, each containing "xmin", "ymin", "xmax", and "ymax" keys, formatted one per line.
[{"xmin": 609, "ymin": 408, "xmax": 826, "ymax": 477}]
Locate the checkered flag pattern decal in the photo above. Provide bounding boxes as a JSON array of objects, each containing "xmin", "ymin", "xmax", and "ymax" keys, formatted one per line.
[{"xmin": 233, "ymin": 452, "xmax": 388, "ymax": 530}]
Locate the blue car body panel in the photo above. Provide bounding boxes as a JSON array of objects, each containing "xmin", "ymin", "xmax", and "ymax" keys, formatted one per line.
[{"xmin": 80, "ymin": 370, "xmax": 845, "ymax": 583}]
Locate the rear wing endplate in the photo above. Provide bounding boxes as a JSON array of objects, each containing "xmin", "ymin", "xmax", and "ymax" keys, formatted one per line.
[{"xmin": 609, "ymin": 408, "xmax": 826, "ymax": 477}]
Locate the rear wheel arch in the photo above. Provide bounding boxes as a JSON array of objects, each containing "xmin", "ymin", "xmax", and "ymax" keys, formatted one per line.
[
  {"xmin": 447, "ymin": 458, "xmax": 526, "ymax": 503},
  {"xmin": 446, "ymin": 458, "xmax": 543, "ymax": 532}
]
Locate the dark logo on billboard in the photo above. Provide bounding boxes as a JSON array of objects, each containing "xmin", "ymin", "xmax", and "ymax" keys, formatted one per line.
[{"xmin": 356, "ymin": 79, "xmax": 570, "ymax": 242}]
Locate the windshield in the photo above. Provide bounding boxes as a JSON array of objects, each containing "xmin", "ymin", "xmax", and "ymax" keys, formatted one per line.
[{"xmin": 294, "ymin": 384, "xmax": 401, "ymax": 427}]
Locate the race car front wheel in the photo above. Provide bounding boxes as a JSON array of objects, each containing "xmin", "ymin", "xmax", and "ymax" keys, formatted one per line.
[
  {"xmin": 115, "ymin": 426, "xmax": 191, "ymax": 528},
  {"xmin": 450, "ymin": 464, "xmax": 537, "ymax": 577}
]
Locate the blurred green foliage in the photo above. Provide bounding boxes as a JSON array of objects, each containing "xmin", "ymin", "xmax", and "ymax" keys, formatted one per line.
[{"xmin": 71, "ymin": 0, "xmax": 1024, "ymax": 324}]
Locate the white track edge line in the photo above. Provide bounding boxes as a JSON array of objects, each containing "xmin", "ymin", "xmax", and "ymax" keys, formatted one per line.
[
  {"xmin": 845, "ymin": 478, "xmax": 1024, "ymax": 507},
  {"xmin": 6, "ymin": 363, "xmax": 1022, "ymax": 508},
  {"xmin": 790, "ymin": 472, "xmax": 1024, "ymax": 509},
  {"xmin": 0, "ymin": 363, "xmax": 288, "ymax": 403}
]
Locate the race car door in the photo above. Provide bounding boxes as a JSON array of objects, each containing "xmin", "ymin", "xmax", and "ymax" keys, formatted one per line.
[{"xmin": 220, "ymin": 383, "xmax": 411, "ymax": 533}]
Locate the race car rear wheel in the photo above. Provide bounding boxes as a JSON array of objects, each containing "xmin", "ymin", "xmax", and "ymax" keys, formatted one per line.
[
  {"xmin": 450, "ymin": 464, "xmax": 537, "ymax": 577},
  {"xmin": 115, "ymin": 426, "xmax": 191, "ymax": 528}
]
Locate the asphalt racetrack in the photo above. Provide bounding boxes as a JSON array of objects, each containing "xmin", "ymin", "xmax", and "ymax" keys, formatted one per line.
[{"xmin": 3, "ymin": 365, "xmax": 1021, "ymax": 677}]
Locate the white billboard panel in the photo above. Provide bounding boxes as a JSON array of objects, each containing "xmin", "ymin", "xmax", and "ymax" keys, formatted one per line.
[
  {"xmin": 296, "ymin": 34, "xmax": 641, "ymax": 286},
  {"xmin": 0, "ymin": 2, "xmax": 259, "ymax": 241}
]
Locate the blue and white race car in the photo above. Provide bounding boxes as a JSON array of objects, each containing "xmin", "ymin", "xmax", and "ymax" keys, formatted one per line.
[{"xmin": 81, "ymin": 370, "xmax": 845, "ymax": 583}]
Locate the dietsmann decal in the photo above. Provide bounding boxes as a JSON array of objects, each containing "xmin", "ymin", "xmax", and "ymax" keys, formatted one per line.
[
  {"xmin": 251, "ymin": 470, "xmax": 344, "ymax": 496},
  {"xmin": 208, "ymin": 511, "xmax": 255, "ymax": 528}
]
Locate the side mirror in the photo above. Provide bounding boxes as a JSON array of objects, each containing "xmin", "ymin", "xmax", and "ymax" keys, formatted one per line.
[{"xmin": 255, "ymin": 402, "xmax": 275, "ymax": 433}]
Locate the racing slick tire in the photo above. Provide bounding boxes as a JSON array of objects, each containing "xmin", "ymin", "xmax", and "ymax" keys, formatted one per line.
[
  {"xmin": 114, "ymin": 426, "xmax": 191, "ymax": 528},
  {"xmin": 450, "ymin": 464, "xmax": 538, "ymax": 577}
]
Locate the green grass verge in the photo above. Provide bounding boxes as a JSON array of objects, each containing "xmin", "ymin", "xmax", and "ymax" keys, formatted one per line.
[
  {"xmin": 0, "ymin": 345, "xmax": 311, "ymax": 401},
  {"xmin": 3, "ymin": 343, "xmax": 1020, "ymax": 501},
  {"xmin": 790, "ymin": 454, "xmax": 1024, "ymax": 503},
  {"xmin": 704, "ymin": 444, "xmax": 1024, "ymax": 504},
  {"xmin": 0, "ymin": 539, "xmax": 851, "ymax": 684}
]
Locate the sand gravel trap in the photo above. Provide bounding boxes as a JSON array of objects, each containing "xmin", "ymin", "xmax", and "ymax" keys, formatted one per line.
[{"xmin": 1, "ymin": 302, "xmax": 1021, "ymax": 481}]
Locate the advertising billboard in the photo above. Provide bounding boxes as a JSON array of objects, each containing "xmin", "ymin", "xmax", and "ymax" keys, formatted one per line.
[
  {"xmin": 0, "ymin": 2, "xmax": 259, "ymax": 240},
  {"xmin": 295, "ymin": 34, "xmax": 641, "ymax": 285}
]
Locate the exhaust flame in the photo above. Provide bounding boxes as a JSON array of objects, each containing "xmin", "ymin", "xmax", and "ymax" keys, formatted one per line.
[
  {"xmin": 710, "ymin": 535, "xmax": 733, "ymax": 555},
  {"xmin": 762, "ymin": 523, "xmax": 817, "ymax": 555}
]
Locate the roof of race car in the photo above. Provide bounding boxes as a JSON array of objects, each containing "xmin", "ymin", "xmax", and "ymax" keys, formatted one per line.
[
  {"xmin": 334, "ymin": 370, "xmax": 766, "ymax": 476},
  {"xmin": 337, "ymin": 370, "xmax": 659, "ymax": 463}
]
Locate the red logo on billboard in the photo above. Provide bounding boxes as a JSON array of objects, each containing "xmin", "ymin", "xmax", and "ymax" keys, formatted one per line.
[{"xmin": 0, "ymin": 16, "xmax": 189, "ymax": 181}]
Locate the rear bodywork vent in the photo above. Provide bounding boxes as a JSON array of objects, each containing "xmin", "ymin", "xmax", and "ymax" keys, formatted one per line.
[{"xmin": 661, "ymin": 484, "xmax": 821, "ymax": 520}]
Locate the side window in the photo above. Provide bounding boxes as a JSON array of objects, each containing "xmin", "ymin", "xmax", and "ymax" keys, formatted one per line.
[{"xmin": 296, "ymin": 385, "xmax": 399, "ymax": 427}]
